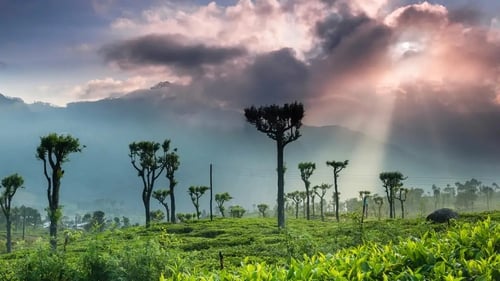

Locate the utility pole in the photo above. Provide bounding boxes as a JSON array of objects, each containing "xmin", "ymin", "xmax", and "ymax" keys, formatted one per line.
[{"xmin": 210, "ymin": 163, "xmax": 213, "ymax": 221}]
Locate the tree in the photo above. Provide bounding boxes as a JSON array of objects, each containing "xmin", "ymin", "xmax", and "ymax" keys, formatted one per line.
[
  {"xmin": 395, "ymin": 188, "xmax": 408, "ymax": 218},
  {"xmin": 373, "ymin": 196, "xmax": 384, "ymax": 220},
  {"xmin": 229, "ymin": 205, "xmax": 246, "ymax": 218},
  {"xmin": 36, "ymin": 133, "xmax": 83, "ymax": 249},
  {"xmin": 310, "ymin": 190, "xmax": 316, "ymax": 218},
  {"xmin": 298, "ymin": 191, "xmax": 307, "ymax": 218},
  {"xmin": 244, "ymin": 102, "xmax": 304, "ymax": 228},
  {"xmin": 479, "ymin": 185, "xmax": 494, "ymax": 210},
  {"xmin": 16, "ymin": 206, "xmax": 42, "ymax": 238},
  {"xmin": 326, "ymin": 160, "xmax": 349, "ymax": 222},
  {"xmin": 153, "ymin": 189, "xmax": 171, "ymax": 222},
  {"xmin": 359, "ymin": 190, "xmax": 371, "ymax": 223},
  {"xmin": 215, "ymin": 192, "xmax": 232, "ymax": 217},
  {"xmin": 286, "ymin": 191, "xmax": 302, "ymax": 219},
  {"xmin": 91, "ymin": 210, "xmax": 106, "ymax": 232},
  {"xmin": 188, "ymin": 186, "xmax": 209, "ymax": 219},
  {"xmin": 257, "ymin": 204, "xmax": 269, "ymax": 217},
  {"xmin": 442, "ymin": 184, "xmax": 455, "ymax": 207},
  {"xmin": 298, "ymin": 162, "xmax": 315, "ymax": 220},
  {"xmin": 165, "ymin": 146, "xmax": 180, "ymax": 223},
  {"xmin": 313, "ymin": 183, "xmax": 331, "ymax": 221},
  {"xmin": 432, "ymin": 184, "xmax": 441, "ymax": 209},
  {"xmin": 455, "ymin": 179, "xmax": 480, "ymax": 211},
  {"xmin": 122, "ymin": 216, "xmax": 130, "ymax": 228},
  {"xmin": 0, "ymin": 174, "xmax": 24, "ymax": 253},
  {"xmin": 379, "ymin": 171, "xmax": 406, "ymax": 219},
  {"xmin": 150, "ymin": 210, "xmax": 165, "ymax": 223},
  {"xmin": 129, "ymin": 140, "xmax": 171, "ymax": 227}
]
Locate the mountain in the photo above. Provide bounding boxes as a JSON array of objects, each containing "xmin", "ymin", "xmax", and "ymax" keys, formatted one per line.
[{"xmin": 0, "ymin": 91, "xmax": 495, "ymax": 222}]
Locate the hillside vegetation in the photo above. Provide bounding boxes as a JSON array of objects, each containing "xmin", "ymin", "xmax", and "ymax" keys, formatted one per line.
[{"xmin": 0, "ymin": 211, "xmax": 498, "ymax": 280}]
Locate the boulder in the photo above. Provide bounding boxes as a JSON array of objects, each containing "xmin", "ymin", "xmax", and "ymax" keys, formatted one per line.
[{"xmin": 426, "ymin": 208, "xmax": 458, "ymax": 224}]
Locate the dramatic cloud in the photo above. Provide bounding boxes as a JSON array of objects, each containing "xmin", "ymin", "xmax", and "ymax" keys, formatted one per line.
[{"xmin": 99, "ymin": 34, "xmax": 246, "ymax": 75}]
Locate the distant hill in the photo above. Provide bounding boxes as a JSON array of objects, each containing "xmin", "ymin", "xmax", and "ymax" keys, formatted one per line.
[{"xmin": 0, "ymin": 91, "xmax": 497, "ymax": 222}]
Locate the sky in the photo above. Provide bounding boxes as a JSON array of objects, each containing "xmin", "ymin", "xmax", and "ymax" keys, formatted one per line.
[
  {"xmin": 1, "ymin": 0, "xmax": 500, "ymax": 214},
  {"xmin": 1, "ymin": 0, "xmax": 500, "ymax": 135}
]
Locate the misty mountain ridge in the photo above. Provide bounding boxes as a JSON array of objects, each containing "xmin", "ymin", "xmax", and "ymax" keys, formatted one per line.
[{"xmin": 0, "ymin": 90, "xmax": 497, "ymax": 222}]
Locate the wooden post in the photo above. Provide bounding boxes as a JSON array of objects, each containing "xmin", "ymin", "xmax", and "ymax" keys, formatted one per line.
[{"xmin": 210, "ymin": 164, "xmax": 213, "ymax": 221}]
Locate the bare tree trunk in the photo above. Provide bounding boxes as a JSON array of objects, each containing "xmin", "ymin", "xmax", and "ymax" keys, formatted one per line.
[
  {"xmin": 169, "ymin": 182, "xmax": 176, "ymax": 223},
  {"xmin": 6, "ymin": 217, "xmax": 12, "ymax": 253},
  {"xmin": 334, "ymin": 176, "xmax": 339, "ymax": 222},
  {"xmin": 277, "ymin": 142, "xmax": 285, "ymax": 228}
]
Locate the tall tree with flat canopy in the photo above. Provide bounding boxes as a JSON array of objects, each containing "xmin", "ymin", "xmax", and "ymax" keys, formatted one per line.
[
  {"xmin": 129, "ymin": 140, "xmax": 171, "ymax": 227},
  {"xmin": 0, "ymin": 174, "xmax": 24, "ymax": 253},
  {"xmin": 244, "ymin": 102, "xmax": 304, "ymax": 228},
  {"xmin": 37, "ymin": 133, "xmax": 83, "ymax": 249},
  {"xmin": 215, "ymin": 192, "xmax": 232, "ymax": 217},
  {"xmin": 188, "ymin": 186, "xmax": 210, "ymax": 219},
  {"xmin": 313, "ymin": 183, "xmax": 331, "ymax": 221},
  {"xmin": 153, "ymin": 189, "xmax": 171, "ymax": 222},
  {"xmin": 298, "ymin": 162, "xmax": 315, "ymax": 220},
  {"xmin": 165, "ymin": 146, "xmax": 180, "ymax": 223},
  {"xmin": 326, "ymin": 160, "xmax": 348, "ymax": 222},
  {"xmin": 379, "ymin": 171, "xmax": 406, "ymax": 219}
]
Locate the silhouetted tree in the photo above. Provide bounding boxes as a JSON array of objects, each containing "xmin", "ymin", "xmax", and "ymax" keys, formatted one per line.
[
  {"xmin": 455, "ymin": 179, "xmax": 480, "ymax": 211},
  {"xmin": 16, "ymin": 206, "xmax": 41, "ymax": 238},
  {"xmin": 298, "ymin": 191, "xmax": 307, "ymax": 218},
  {"xmin": 229, "ymin": 205, "xmax": 246, "ymax": 218},
  {"xmin": 479, "ymin": 185, "xmax": 494, "ymax": 210},
  {"xmin": 122, "ymin": 216, "xmax": 130, "ymax": 228},
  {"xmin": 298, "ymin": 162, "xmax": 315, "ymax": 220},
  {"xmin": 129, "ymin": 140, "xmax": 170, "ymax": 227},
  {"xmin": 188, "ymin": 186, "xmax": 209, "ymax": 219},
  {"xmin": 373, "ymin": 196, "xmax": 384, "ymax": 220},
  {"xmin": 442, "ymin": 184, "xmax": 455, "ymax": 207},
  {"xmin": 310, "ymin": 190, "xmax": 316, "ymax": 218},
  {"xmin": 0, "ymin": 174, "xmax": 24, "ymax": 253},
  {"xmin": 36, "ymin": 133, "xmax": 83, "ymax": 249},
  {"xmin": 395, "ymin": 188, "xmax": 408, "ymax": 218},
  {"xmin": 244, "ymin": 102, "xmax": 304, "ymax": 228},
  {"xmin": 153, "ymin": 189, "xmax": 171, "ymax": 222},
  {"xmin": 326, "ymin": 160, "xmax": 348, "ymax": 222},
  {"xmin": 359, "ymin": 190, "xmax": 370, "ymax": 223},
  {"xmin": 286, "ymin": 191, "xmax": 302, "ymax": 219},
  {"xmin": 91, "ymin": 210, "xmax": 106, "ymax": 232},
  {"xmin": 257, "ymin": 204, "xmax": 269, "ymax": 217},
  {"xmin": 215, "ymin": 192, "xmax": 232, "ymax": 217},
  {"xmin": 165, "ymin": 145, "xmax": 180, "ymax": 223},
  {"xmin": 379, "ymin": 171, "xmax": 406, "ymax": 219},
  {"xmin": 313, "ymin": 183, "xmax": 331, "ymax": 221},
  {"xmin": 432, "ymin": 184, "xmax": 441, "ymax": 209}
]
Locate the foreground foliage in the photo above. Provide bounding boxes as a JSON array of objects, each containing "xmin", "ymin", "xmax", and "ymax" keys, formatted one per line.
[
  {"xmin": 168, "ymin": 217, "xmax": 499, "ymax": 280},
  {"xmin": 0, "ymin": 212, "xmax": 498, "ymax": 281}
]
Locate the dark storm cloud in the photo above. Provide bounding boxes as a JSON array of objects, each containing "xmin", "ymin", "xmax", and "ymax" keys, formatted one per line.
[
  {"xmin": 448, "ymin": 6, "xmax": 483, "ymax": 25},
  {"xmin": 205, "ymin": 48, "xmax": 310, "ymax": 107},
  {"xmin": 315, "ymin": 13, "xmax": 370, "ymax": 52},
  {"xmin": 311, "ymin": 11, "xmax": 392, "ymax": 84},
  {"xmin": 100, "ymin": 34, "xmax": 246, "ymax": 71}
]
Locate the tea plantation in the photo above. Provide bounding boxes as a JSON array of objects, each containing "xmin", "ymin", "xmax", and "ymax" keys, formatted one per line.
[{"xmin": 0, "ymin": 211, "xmax": 498, "ymax": 280}]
